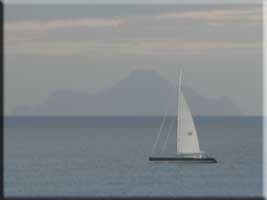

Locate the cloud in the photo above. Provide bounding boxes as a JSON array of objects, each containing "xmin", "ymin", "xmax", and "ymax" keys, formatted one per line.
[
  {"xmin": 5, "ymin": 8, "xmax": 261, "ymax": 56},
  {"xmin": 5, "ymin": 38, "xmax": 260, "ymax": 57},
  {"xmin": 5, "ymin": 18, "xmax": 124, "ymax": 32},
  {"xmin": 157, "ymin": 9, "xmax": 261, "ymax": 23}
]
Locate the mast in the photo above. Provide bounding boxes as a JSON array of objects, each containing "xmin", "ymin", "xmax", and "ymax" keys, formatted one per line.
[{"xmin": 177, "ymin": 69, "xmax": 182, "ymax": 154}]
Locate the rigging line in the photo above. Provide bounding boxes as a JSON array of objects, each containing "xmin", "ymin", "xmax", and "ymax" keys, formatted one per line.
[
  {"xmin": 160, "ymin": 116, "xmax": 175, "ymax": 155},
  {"xmin": 151, "ymin": 104, "xmax": 169, "ymax": 155},
  {"xmin": 151, "ymin": 88, "xmax": 172, "ymax": 156}
]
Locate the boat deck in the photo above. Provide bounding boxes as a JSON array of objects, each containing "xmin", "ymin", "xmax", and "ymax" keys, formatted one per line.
[{"xmin": 149, "ymin": 156, "xmax": 217, "ymax": 163}]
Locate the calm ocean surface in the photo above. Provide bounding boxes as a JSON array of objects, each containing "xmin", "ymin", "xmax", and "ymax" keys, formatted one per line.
[{"xmin": 4, "ymin": 116, "xmax": 262, "ymax": 197}]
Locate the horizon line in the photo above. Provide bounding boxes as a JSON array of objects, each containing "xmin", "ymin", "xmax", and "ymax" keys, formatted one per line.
[{"xmin": 4, "ymin": 115, "xmax": 263, "ymax": 118}]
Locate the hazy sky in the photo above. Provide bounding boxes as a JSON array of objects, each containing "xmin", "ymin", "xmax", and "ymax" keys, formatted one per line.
[{"xmin": 5, "ymin": 3, "xmax": 262, "ymax": 115}]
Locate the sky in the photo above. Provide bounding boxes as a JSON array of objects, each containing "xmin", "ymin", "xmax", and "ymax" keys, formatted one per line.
[{"xmin": 4, "ymin": 3, "xmax": 262, "ymax": 116}]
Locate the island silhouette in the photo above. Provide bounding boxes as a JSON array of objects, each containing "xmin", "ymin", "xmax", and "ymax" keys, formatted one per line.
[{"xmin": 12, "ymin": 70, "xmax": 241, "ymax": 116}]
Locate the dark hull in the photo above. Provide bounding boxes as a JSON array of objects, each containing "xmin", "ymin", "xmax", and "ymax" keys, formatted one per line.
[{"xmin": 149, "ymin": 156, "xmax": 217, "ymax": 163}]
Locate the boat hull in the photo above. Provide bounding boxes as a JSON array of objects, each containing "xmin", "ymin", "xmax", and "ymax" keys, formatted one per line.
[{"xmin": 149, "ymin": 156, "xmax": 217, "ymax": 163}]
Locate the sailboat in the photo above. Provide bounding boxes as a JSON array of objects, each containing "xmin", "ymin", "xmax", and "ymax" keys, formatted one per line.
[{"xmin": 149, "ymin": 70, "xmax": 217, "ymax": 163}]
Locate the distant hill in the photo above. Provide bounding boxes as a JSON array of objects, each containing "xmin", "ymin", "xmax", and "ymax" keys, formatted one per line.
[{"xmin": 12, "ymin": 69, "xmax": 242, "ymax": 116}]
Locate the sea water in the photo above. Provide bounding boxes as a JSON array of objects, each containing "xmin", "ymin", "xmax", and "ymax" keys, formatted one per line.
[{"xmin": 4, "ymin": 116, "xmax": 262, "ymax": 197}]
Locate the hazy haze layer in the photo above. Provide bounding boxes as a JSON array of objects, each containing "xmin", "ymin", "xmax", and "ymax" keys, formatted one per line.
[{"xmin": 5, "ymin": 4, "xmax": 262, "ymax": 116}]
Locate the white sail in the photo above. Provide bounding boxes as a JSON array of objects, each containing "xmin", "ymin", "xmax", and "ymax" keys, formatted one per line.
[{"xmin": 177, "ymin": 91, "xmax": 201, "ymax": 154}]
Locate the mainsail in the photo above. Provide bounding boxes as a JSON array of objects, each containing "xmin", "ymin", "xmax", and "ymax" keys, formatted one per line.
[{"xmin": 177, "ymin": 72, "xmax": 200, "ymax": 154}]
